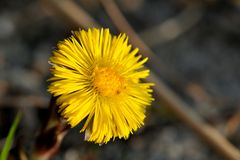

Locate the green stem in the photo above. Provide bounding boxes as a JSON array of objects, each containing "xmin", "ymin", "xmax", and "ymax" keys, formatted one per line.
[{"xmin": 0, "ymin": 112, "xmax": 22, "ymax": 160}]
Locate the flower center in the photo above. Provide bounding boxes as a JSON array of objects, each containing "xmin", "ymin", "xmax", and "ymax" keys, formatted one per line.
[{"xmin": 93, "ymin": 67, "xmax": 125, "ymax": 96}]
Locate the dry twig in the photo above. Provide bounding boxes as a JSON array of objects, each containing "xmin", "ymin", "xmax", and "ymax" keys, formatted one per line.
[
  {"xmin": 225, "ymin": 111, "xmax": 240, "ymax": 137},
  {"xmin": 139, "ymin": 4, "xmax": 203, "ymax": 47},
  {"xmin": 148, "ymin": 72, "xmax": 240, "ymax": 160},
  {"xmin": 41, "ymin": 0, "xmax": 100, "ymax": 28},
  {"xmin": 0, "ymin": 95, "xmax": 49, "ymax": 108}
]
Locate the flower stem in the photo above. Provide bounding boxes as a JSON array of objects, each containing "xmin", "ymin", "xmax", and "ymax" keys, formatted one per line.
[{"xmin": 31, "ymin": 97, "xmax": 69, "ymax": 160}]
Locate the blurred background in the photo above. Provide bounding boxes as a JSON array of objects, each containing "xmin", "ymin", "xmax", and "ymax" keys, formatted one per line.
[{"xmin": 0, "ymin": 0, "xmax": 240, "ymax": 159}]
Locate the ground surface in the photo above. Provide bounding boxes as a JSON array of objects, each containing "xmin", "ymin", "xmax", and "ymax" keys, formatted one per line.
[{"xmin": 0, "ymin": 0, "xmax": 239, "ymax": 160}]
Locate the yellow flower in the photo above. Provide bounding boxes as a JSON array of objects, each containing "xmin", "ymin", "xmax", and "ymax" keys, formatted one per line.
[{"xmin": 48, "ymin": 28, "xmax": 154, "ymax": 144}]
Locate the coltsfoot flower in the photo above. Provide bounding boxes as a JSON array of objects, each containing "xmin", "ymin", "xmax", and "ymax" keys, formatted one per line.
[{"xmin": 48, "ymin": 28, "xmax": 154, "ymax": 144}]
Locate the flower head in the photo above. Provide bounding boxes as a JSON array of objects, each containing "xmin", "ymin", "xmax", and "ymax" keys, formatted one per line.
[{"xmin": 48, "ymin": 28, "xmax": 153, "ymax": 144}]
